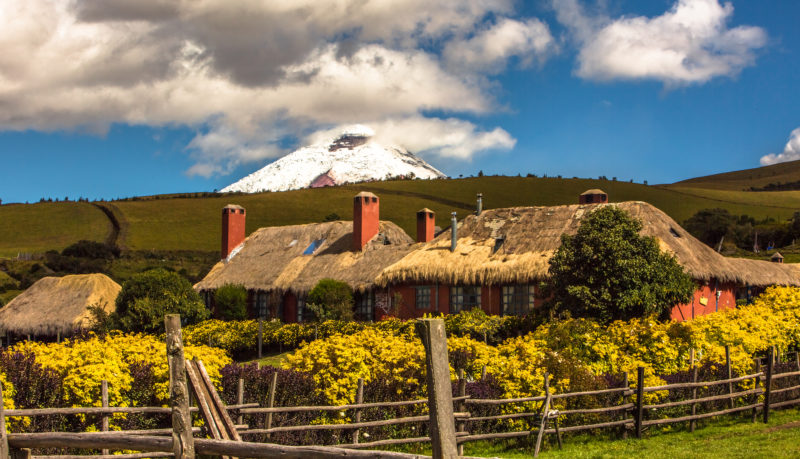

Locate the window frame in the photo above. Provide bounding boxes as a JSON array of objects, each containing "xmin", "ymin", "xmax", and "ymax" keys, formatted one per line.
[
  {"xmin": 355, "ymin": 290, "xmax": 375, "ymax": 322},
  {"xmin": 501, "ymin": 284, "xmax": 534, "ymax": 316},
  {"xmin": 450, "ymin": 286, "xmax": 482, "ymax": 313},
  {"xmin": 415, "ymin": 286, "xmax": 432, "ymax": 310}
]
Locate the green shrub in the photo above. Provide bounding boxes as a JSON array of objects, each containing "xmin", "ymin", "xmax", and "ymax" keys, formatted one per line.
[
  {"xmin": 214, "ymin": 284, "xmax": 248, "ymax": 320},
  {"xmin": 0, "ymin": 271, "xmax": 18, "ymax": 293},
  {"xmin": 61, "ymin": 240, "xmax": 119, "ymax": 259},
  {"xmin": 545, "ymin": 206, "xmax": 695, "ymax": 323},
  {"xmin": 307, "ymin": 279, "xmax": 354, "ymax": 321},
  {"xmin": 112, "ymin": 268, "xmax": 209, "ymax": 333}
]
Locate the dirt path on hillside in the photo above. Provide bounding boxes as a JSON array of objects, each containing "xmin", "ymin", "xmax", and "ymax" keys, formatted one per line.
[{"xmin": 91, "ymin": 202, "xmax": 128, "ymax": 251}]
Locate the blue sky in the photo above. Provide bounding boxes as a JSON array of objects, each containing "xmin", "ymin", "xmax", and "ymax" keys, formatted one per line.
[{"xmin": 1, "ymin": 0, "xmax": 798, "ymax": 203}]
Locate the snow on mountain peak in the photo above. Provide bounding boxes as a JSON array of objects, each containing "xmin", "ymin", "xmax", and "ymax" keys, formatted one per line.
[{"xmin": 220, "ymin": 131, "xmax": 447, "ymax": 194}]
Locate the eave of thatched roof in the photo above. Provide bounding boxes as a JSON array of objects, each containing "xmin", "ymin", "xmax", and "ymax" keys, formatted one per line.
[
  {"xmin": 195, "ymin": 220, "xmax": 415, "ymax": 294},
  {"xmin": 375, "ymin": 201, "xmax": 800, "ymax": 288},
  {"xmin": 0, "ymin": 274, "xmax": 120, "ymax": 336}
]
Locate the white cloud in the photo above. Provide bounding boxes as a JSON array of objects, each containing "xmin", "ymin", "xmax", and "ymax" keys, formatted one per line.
[
  {"xmin": 760, "ymin": 128, "xmax": 800, "ymax": 166},
  {"xmin": 306, "ymin": 116, "xmax": 516, "ymax": 160},
  {"xmin": 554, "ymin": 0, "xmax": 767, "ymax": 85},
  {"xmin": 444, "ymin": 18, "xmax": 555, "ymax": 73},
  {"xmin": 0, "ymin": 0, "xmax": 529, "ymax": 175}
]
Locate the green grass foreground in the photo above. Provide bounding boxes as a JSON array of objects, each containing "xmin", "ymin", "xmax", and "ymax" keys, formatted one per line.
[{"xmin": 462, "ymin": 408, "xmax": 800, "ymax": 458}]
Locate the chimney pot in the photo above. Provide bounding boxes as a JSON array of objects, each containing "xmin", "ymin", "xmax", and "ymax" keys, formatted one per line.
[
  {"xmin": 221, "ymin": 204, "xmax": 246, "ymax": 260},
  {"xmin": 476, "ymin": 193, "xmax": 483, "ymax": 215}
]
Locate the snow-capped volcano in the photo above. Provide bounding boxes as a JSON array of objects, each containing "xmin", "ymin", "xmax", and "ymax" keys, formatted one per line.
[{"xmin": 221, "ymin": 127, "xmax": 447, "ymax": 193}]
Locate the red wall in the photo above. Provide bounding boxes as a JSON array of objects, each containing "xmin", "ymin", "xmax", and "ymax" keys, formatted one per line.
[
  {"xmin": 383, "ymin": 284, "xmax": 531, "ymax": 319},
  {"xmin": 670, "ymin": 280, "xmax": 737, "ymax": 321}
]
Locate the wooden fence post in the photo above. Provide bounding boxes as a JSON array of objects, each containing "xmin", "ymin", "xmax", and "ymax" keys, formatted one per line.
[
  {"xmin": 415, "ymin": 319, "xmax": 458, "ymax": 459},
  {"xmin": 533, "ymin": 373, "xmax": 551, "ymax": 457},
  {"xmin": 725, "ymin": 345, "xmax": 734, "ymax": 410},
  {"xmin": 751, "ymin": 358, "xmax": 759, "ymax": 423},
  {"xmin": 763, "ymin": 348, "xmax": 774, "ymax": 424},
  {"xmin": 101, "ymin": 380, "xmax": 109, "ymax": 455},
  {"xmin": 635, "ymin": 366, "xmax": 645, "ymax": 439},
  {"xmin": 456, "ymin": 370, "xmax": 466, "ymax": 456},
  {"xmin": 257, "ymin": 318, "xmax": 263, "ymax": 360},
  {"xmin": 352, "ymin": 378, "xmax": 364, "ymax": 445},
  {"xmin": 265, "ymin": 371, "xmax": 277, "ymax": 440},
  {"xmin": 1, "ymin": 381, "xmax": 9, "ymax": 459},
  {"xmin": 237, "ymin": 378, "xmax": 244, "ymax": 426},
  {"xmin": 165, "ymin": 314, "xmax": 195, "ymax": 459},
  {"xmin": 621, "ymin": 372, "xmax": 629, "ymax": 440},
  {"xmin": 689, "ymin": 366, "xmax": 698, "ymax": 432}
]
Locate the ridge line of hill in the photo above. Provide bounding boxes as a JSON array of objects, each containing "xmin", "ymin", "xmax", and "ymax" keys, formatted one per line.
[
  {"xmin": 356, "ymin": 184, "xmax": 475, "ymax": 211},
  {"xmin": 656, "ymin": 186, "xmax": 800, "ymax": 211}
]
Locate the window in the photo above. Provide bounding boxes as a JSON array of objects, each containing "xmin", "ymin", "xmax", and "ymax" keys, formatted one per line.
[
  {"xmin": 415, "ymin": 286, "xmax": 432, "ymax": 309},
  {"xmin": 450, "ymin": 286, "xmax": 481, "ymax": 313},
  {"xmin": 302, "ymin": 238, "xmax": 326, "ymax": 255},
  {"xmin": 296, "ymin": 296, "xmax": 312, "ymax": 322},
  {"xmin": 355, "ymin": 291, "xmax": 375, "ymax": 321},
  {"xmin": 502, "ymin": 284, "xmax": 534, "ymax": 316},
  {"xmin": 203, "ymin": 291, "xmax": 213, "ymax": 309},
  {"xmin": 256, "ymin": 291, "xmax": 269, "ymax": 319}
]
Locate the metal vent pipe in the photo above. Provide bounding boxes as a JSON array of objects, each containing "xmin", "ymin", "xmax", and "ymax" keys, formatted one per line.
[{"xmin": 450, "ymin": 212, "xmax": 458, "ymax": 252}]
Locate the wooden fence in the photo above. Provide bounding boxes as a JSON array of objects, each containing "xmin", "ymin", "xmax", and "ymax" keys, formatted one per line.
[{"xmin": 1, "ymin": 317, "xmax": 800, "ymax": 458}]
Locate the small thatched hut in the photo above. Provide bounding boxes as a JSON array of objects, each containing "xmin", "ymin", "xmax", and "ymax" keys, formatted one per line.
[{"xmin": 0, "ymin": 274, "xmax": 120, "ymax": 337}]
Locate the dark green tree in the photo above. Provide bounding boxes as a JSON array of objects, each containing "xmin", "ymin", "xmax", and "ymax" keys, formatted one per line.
[
  {"xmin": 683, "ymin": 208, "xmax": 736, "ymax": 247},
  {"xmin": 545, "ymin": 206, "xmax": 695, "ymax": 323},
  {"xmin": 307, "ymin": 278, "xmax": 354, "ymax": 321},
  {"xmin": 214, "ymin": 284, "xmax": 248, "ymax": 320},
  {"xmin": 112, "ymin": 268, "xmax": 209, "ymax": 333}
]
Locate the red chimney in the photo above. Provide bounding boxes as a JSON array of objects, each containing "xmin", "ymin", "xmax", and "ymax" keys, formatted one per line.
[
  {"xmin": 353, "ymin": 192, "xmax": 379, "ymax": 251},
  {"xmin": 222, "ymin": 204, "xmax": 246, "ymax": 260},
  {"xmin": 416, "ymin": 208, "xmax": 435, "ymax": 243}
]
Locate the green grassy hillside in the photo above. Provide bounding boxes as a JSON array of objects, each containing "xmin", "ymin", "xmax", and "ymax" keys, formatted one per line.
[
  {"xmin": 670, "ymin": 159, "xmax": 800, "ymax": 191},
  {"xmin": 0, "ymin": 202, "xmax": 110, "ymax": 257},
  {"xmin": 3, "ymin": 176, "xmax": 800, "ymax": 255}
]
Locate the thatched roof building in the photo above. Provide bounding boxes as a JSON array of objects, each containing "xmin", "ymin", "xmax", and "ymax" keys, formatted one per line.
[
  {"xmin": 376, "ymin": 201, "xmax": 800, "ymax": 288},
  {"xmin": 196, "ymin": 220, "xmax": 415, "ymax": 294},
  {"xmin": 0, "ymin": 274, "xmax": 120, "ymax": 336}
]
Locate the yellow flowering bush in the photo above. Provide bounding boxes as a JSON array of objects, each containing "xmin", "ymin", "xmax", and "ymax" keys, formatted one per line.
[
  {"xmin": 286, "ymin": 329, "xmax": 425, "ymax": 405},
  {"xmin": 13, "ymin": 332, "xmax": 231, "ymax": 407},
  {"xmin": 285, "ymin": 287, "xmax": 800, "ymax": 407}
]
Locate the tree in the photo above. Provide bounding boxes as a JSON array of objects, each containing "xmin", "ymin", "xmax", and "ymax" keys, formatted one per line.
[
  {"xmin": 112, "ymin": 268, "xmax": 209, "ymax": 333},
  {"xmin": 683, "ymin": 208, "xmax": 736, "ymax": 247},
  {"xmin": 214, "ymin": 284, "xmax": 248, "ymax": 320},
  {"xmin": 545, "ymin": 206, "xmax": 695, "ymax": 323},
  {"xmin": 306, "ymin": 278, "xmax": 354, "ymax": 321}
]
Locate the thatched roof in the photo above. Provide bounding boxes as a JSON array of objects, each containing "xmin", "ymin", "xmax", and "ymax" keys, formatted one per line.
[
  {"xmin": 581, "ymin": 189, "xmax": 606, "ymax": 195},
  {"xmin": 0, "ymin": 274, "xmax": 120, "ymax": 336},
  {"xmin": 376, "ymin": 202, "xmax": 800, "ymax": 288},
  {"xmin": 195, "ymin": 220, "xmax": 415, "ymax": 294}
]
